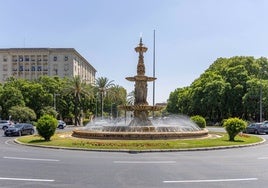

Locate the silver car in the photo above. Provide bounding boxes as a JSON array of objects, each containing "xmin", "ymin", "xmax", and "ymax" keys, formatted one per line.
[{"xmin": 0, "ymin": 120, "xmax": 12, "ymax": 130}]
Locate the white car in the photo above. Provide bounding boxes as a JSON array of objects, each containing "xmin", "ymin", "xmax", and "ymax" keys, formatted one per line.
[
  {"xmin": 0, "ymin": 120, "xmax": 13, "ymax": 130},
  {"xmin": 57, "ymin": 120, "xmax": 66, "ymax": 129}
]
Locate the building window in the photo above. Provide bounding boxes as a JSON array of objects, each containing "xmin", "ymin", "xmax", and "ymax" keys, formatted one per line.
[
  {"xmin": 25, "ymin": 56, "xmax": 29, "ymax": 61},
  {"xmin": 19, "ymin": 65, "xmax": 23, "ymax": 71},
  {"xmin": 31, "ymin": 66, "xmax": 35, "ymax": 71},
  {"xmin": 3, "ymin": 64, "xmax": 8, "ymax": 71},
  {"xmin": 19, "ymin": 56, "xmax": 23, "ymax": 62},
  {"xmin": 3, "ymin": 56, "xmax": 7, "ymax": 62},
  {"xmin": 64, "ymin": 64, "xmax": 69, "ymax": 71},
  {"xmin": 3, "ymin": 74, "xmax": 7, "ymax": 81},
  {"xmin": 64, "ymin": 56, "xmax": 68, "ymax": 61},
  {"xmin": 54, "ymin": 56, "xmax": 57, "ymax": 61}
]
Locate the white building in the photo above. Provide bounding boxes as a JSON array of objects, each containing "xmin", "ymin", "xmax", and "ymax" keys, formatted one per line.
[{"xmin": 0, "ymin": 48, "xmax": 96, "ymax": 84}]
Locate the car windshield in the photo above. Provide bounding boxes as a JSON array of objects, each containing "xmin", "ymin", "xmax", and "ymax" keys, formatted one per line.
[{"xmin": 13, "ymin": 124, "xmax": 23, "ymax": 128}]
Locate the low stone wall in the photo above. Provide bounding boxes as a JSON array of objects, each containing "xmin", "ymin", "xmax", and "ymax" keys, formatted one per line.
[{"xmin": 72, "ymin": 129, "xmax": 209, "ymax": 140}]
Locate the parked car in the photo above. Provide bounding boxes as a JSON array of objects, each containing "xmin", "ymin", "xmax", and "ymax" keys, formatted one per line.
[
  {"xmin": 0, "ymin": 120, "xmax": 13, "ymax": 130},
  {"xmin": 4, "ymin": 123, "xmax": 34, "ymax": 136},
  {"xmin": 57, "ymin": 120, "xmax": 66, "ymax": 129},
  {"xmin": 244, "ymin": 122, "xmax": 268, "ymax": 134}
]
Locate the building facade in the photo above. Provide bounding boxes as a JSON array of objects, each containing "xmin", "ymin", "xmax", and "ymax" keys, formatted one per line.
[{"xmin": 0, "ymin": 48, "xmax": 96, "ymax": 84}]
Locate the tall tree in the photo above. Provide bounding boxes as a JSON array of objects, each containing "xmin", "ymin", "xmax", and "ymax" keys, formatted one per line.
[
  {"xmin": 106, "ymin": 85, "xmax": 127, "ymax": 118},
  {"xmin": 64, "ymin": 75, "xmax": 94, "ymax": 126},
  {"xmin": 95, "ymin": 77, "xmax": 115, "ymax": 118},
  {"xmin": 0, "ymin": 86, "xmax": 25, "ymax": 119}
]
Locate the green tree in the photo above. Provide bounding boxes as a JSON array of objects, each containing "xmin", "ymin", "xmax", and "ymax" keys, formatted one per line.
[
  {"xmin": 40, "ymin": 106, "xmax": 58, "ymax": 118},
  {"xmin": 167, "ymin": 56, "xmax": 268, "ymax": 123},
  {"xmin": 106, "ymin": 85, "xmax": 127, "ymax": 118},
  {"xmin": 64, "ymin": 75, "xmax": 94, "ymax": 126},
  {"xmin": 21, "ymin": 83, "xmax": 51, "ymax": 118},
  {"xmin": 95, "ymin": 77, "xmax": 115, "ymax": 118},
  {"xmin": 9, "ymin": 106, "xmax": 36, "ymax": 122},
  {"xmin": 166, "ymin": 89, "xmax": 180, "ymax": 113},
  {"xmin": 0, "ymin": 86, "xmax": 25, "ymax": 119}
]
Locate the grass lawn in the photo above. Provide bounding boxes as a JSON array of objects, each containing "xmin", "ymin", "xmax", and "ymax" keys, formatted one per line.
[{"xmin": 16, "ymin": 132, "xmax": 264, "ymax": 151}]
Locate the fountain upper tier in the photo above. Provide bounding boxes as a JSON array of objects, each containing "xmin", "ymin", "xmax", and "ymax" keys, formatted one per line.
[{"xmin": 118, "ymin": 104, "xmax": 164, "ymax": 112}]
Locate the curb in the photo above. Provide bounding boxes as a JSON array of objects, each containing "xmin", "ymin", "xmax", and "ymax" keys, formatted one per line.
[{"xmin": 14, "ymin": 137, "xmax": 266, "ymax": 153}]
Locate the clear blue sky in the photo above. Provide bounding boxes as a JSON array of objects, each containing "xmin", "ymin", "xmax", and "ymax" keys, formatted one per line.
[{"xmin": 1, "ymin": 0, "xmax": 268, "ymax": 103}]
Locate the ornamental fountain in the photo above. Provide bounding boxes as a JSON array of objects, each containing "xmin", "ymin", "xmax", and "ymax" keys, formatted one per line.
[{"xmin": 72, "ymin": 38, "xmax": 208, "ymax": 139}]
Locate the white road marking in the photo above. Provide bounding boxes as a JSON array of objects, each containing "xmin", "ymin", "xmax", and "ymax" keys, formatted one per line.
[
  {"xmin": 163, "ymin": 178, "xmax": 258, "ymax": 183},
  {"xmin": 4, "ymin": 139, "xmax": 14, "ymax": 145},
  {"xmin": 0, "ymin": 177, "xmax": 54, "ymax": 182},
  {"xmin": 4, "ymin": 156, "xmax": 59, "ymax": 162},
  {"xmin": 114, "ymin": 161, "xmax": 176, "ymax": 164},
  {"xmin": 258, "ymin": 157, "xmax": 268, "ymax": 159}
]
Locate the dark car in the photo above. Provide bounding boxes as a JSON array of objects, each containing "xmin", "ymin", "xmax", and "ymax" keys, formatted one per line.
[
  {"xmin": 244, "ymin": 122, "xmax": 268, "ymax": 134},
  {"xmin": 4, "ymin": 123, "xmax": 35, "ymax": 136},
  {"xmin": 57, "ymin": 120, "xmax": 66, "ymax": 129}
]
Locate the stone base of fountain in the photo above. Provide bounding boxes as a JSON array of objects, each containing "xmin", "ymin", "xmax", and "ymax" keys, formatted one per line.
[{"xmin": 72, "ymin": 128, "xmax": 208, "ymax": 140}]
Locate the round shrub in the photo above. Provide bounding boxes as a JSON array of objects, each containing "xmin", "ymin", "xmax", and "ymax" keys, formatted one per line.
[
  {"xmin": 83, "ymin": 118, "xmax": 90, "ymax": 126},
  {"xmin": 190, "ymin": 115, "xmax": 206, "ymax": 128},
  {"xmin": 223, "ymin": 117, "xmax": 247, "ymax": 141},
  {"xmin": 36, "ymin": 115, "xmax": 58, "ymax": 141}
]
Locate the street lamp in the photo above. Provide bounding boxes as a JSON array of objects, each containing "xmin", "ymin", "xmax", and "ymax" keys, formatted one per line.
[
  {"xmin": 260, "ymin": 83, "xmax": 262, "ymax": 122},
  {"xmin": 54, "ymin": 93, "xmax": 60, "ymax": 110}
]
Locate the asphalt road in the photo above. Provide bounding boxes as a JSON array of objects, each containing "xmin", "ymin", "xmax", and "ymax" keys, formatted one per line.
[{"xmin": 0, "ymin": 128, "xmax": 268, "ymax": 188}]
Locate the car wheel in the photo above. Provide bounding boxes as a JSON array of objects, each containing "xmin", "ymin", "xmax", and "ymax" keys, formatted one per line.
[
  {"xmin": 254, "ymin": 130, "xmax": 259, "ymax": 134},
  {"xmin": 58, "ymin": 125, "xmax": 63, "ymax": 129},
  {"xmin": 2, "ymin": 126, "xmax": 8, "ymax": 131},
  {"xmin": 30, "ymin": 130, "xmax": 34, "ymax": 135}
]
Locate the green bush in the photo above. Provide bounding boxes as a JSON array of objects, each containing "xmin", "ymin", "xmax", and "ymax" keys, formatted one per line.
[
  {"xmin": 223, "ymin": 117, "xmax": 247, "ymax": 141},
  {"xmin": 36, "ymin": 115, "xmax": 58, "ymax": 141},
  {"xmin": 83, "ymin": 118, "xmax": 90, "ymax": 126},
  {"xmin": 190, "ymin": 115, "xmax": 206, "ymax": 128}
]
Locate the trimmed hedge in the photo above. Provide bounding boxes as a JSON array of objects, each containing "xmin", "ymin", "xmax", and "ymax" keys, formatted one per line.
[{"xmin": 36, "ymin": 115, "xmax": 58, "ymax": 141}]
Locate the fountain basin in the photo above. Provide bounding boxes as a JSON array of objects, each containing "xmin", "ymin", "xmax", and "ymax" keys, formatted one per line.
[{"xmin": 72, "ymin": 128, "xmax": 208, "ymax": 140}]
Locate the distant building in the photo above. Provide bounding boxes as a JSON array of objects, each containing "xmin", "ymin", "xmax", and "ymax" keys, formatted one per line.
[{"xmin": 0, "ymin": 48, "xmax": 96, "ymax": 84}]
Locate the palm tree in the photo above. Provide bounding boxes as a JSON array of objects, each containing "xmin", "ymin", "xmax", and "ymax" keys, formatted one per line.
[
  {"xmin": 108, "ymin": 85, "xmax": 127, "ymax": 118},
  {"xmin": 95, "ymin": 77, "xmax": 115, "ymax": 118},
  {"xmin": 64, "ymin": 75, "xmax": 93, "ymax": 126}
]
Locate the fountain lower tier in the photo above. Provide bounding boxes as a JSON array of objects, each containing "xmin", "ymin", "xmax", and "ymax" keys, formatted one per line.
[{"xmin": 72, "ymin": 129, "xmax": 209, "ymax": 140}]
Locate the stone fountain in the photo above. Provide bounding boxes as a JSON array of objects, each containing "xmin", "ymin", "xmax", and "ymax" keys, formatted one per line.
[
  {"xmin": 117, "ymin": 37, "xmax": 164, "ymax": 130},
  {"xmin": 72, "ymin": 38, "xmax": 208, "ymax": 140}
]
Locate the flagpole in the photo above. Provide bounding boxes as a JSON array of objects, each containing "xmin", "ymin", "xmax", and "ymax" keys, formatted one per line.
[{"xmin": 153, "ymin": 29, "xmax": 156, "ymax": 118}]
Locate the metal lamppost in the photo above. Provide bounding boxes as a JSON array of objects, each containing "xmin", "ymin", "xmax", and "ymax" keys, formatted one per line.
[
  {"xmin": 0, "ymin": 106, "xmax": 2, "ymax": 120},
  {"xmin": 95, "ymin": 93, "xmax": 98, "ymax": 117},
  {"xmin": 110, "ymin": 103, "xmax": 114, "ymax": 119},
  {"xmin": 54, "ymin": 93, "xmax": 60, "ymax": 110},
  {"xmin": 260, "ymin": 83, "xmax": 262, "ymax": 122}
]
